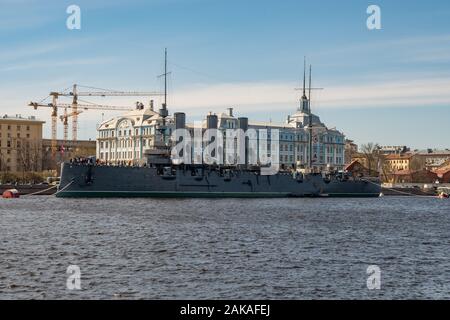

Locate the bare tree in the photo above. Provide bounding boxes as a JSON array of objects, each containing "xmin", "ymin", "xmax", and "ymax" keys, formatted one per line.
[
  {"xmin": 16, "ymin": 139, "xmax": 43, "ymax": 179},
  {"xmin": 361, "ymin": 143, "xmax": 381, "ymax": 176},
  {"xmin": 380, "ymin": 158, "xmax": 395, "ymax": 183}
]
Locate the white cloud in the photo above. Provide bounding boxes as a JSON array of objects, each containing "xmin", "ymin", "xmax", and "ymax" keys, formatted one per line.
[{"xmin": 168, "ymin": 76, "xmax": 450, "ymax": 113}]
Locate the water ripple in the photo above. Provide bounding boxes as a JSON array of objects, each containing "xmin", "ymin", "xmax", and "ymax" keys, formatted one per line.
[{"xmin": 0, "ymin": 196, "xmax": 449, "ymax": 299}]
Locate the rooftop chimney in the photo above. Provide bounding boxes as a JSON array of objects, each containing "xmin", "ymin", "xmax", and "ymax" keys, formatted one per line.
[{"xmin": 227, "ymin": 107, "xmax": 233, "ymax": 117}]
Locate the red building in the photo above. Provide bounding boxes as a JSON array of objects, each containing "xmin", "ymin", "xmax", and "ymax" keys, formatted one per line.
[{"xmin": 434, "ymin": 162, "xmax": 450, "ymax": 183}]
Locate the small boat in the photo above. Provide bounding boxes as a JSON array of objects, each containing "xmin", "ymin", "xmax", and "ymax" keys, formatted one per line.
[
  {"xmin": 438, "ymin": 192, "xmax": 449, "ymax": 199},
  {"xmin": 2, "ymin": 189, "xmax": 20, "ymax": 198},
  {"xmin": 437, "ymin": 187, "xmax": 450, "ymax": 199}
]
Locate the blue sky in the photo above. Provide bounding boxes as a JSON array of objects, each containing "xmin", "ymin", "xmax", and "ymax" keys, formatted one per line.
[{"xmin": 1, "ymin": 0, "xmax": 450, "ymax": 149}]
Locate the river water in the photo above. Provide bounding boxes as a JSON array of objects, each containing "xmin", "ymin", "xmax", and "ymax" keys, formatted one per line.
[{"xmin": 0, "ymin": 196, "xmax": 449, "ymax": 299}]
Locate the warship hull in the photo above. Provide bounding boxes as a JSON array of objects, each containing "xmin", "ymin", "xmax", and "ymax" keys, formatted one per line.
[
  {"xmin": 56, "ymin": 163, "xmax": 381, "ymax": 198},
  {"xmin": 320, "ymin": 179, "xmax": 381, "ymax": 197}
]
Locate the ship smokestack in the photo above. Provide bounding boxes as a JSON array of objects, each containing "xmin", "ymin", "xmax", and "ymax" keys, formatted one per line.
[
  {"xmin": 205, "ymin": 113, "xmax": 218, "ymax": 161},
  {"xmin": 206, "ymin": 113, "xmax": 218, "ymax": 129},
  {"xmin": 238, "ymin": 117, "xmax": 249, "ymax": 167},
  {"xmin": 174, "ymin": 112, "xmax": 186, "ymax": 129},
  {"xmin": 238, "ymin": 117, "xmax": 248, "ymax": 131}
]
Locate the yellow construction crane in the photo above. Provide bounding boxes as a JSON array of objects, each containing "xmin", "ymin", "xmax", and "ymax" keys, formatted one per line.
[
  {"xmin": 30, "ymin": 84, "xmax": 163, "ymax": 157},
  {"xmin": 49, "ymin": 84, "xmax": 163, "ymax": 142},
  {"xmin": 29, "ymin": 101, "xmax": 135, "ymax": 112},
  {"xmin": 29, "ymin": 101, "xmax": 135, "ymax": 156},
  {"xmin": 60, "ymin": 109, "xmax": 83, "ymax": 142}
]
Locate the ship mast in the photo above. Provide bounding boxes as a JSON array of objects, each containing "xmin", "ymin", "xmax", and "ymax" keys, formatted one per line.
[
  {"xmin": 158, "ymin": 48, "xmax": 170, "ymax": 127},
  {"xmin": 164, "ymin": 48, "xmax": 167, "ymax": 110},
  {"xmin": 308, "ymin": 64, "xmax": 313, "ymax": 170},
  {"xmin": 153, "ymin": 48, "xmax": 171, "ymax": 149}
]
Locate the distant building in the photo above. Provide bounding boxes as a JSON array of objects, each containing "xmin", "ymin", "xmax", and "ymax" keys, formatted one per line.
[
  {"xmin": 379, "ymin": 145, "xmax": 410, "ymax": 155},
  {"xmin": 386, "ymin": 169, "xmax": 438, "ymax": 184},
  {"xmin": 433, "ymin": 161, "xmax": 450, "ymax": 183},
  {"xmin": 96, "ymin": 103, "xmax": 168, "ymax": 166},
  {"xmin": 42, "ymin": 139, "xmax": 96, "ymax": 172},
  {"xmin": 384, "ymin": 153, "xmax": 413, "ymax": 171},
  {"xmin": 345, "ymin": 160, "xmax": 375, "ymax": 177},
  {"xmin": 414, "ymin": 149, "xmax": 450, "ymax": 170},
  {"xmin": 350, "ymin": 152, "xmax": 369, "ymax": 168},
  {"xmin": 344, "ymin": 139, "xmax": 358, "ymax": 165},
  {"xmin": 0, "ymin": 114, "xmax": 45, "ymax": 173}
]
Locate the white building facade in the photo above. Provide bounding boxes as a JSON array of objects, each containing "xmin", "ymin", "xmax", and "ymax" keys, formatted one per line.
[
  {"xmin": 97, "ymin": 104, "xmax": 173, "ymax": 165},
  {"xmin": 97, "ymin": 95, "xmax": 346, "ymax": 171}
]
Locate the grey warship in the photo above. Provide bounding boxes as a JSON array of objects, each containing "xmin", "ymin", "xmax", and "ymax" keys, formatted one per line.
[
  {"xmin": 57, "ymin": 163, "xmax": 380, "ymax": 198},
  {"xmin": 56, "ymin": 54, "xmax": 381, "ymax": 198}
]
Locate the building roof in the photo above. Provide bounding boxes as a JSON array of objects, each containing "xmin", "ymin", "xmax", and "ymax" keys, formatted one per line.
[
  {"xmin": 0, "ymin": 114, "xmax": 45, "ymax": 123},
  {"xmin": 433, "ymin": 160, "xmax": 450, "ymax": 175},
  {"xmin": 390, "ymin": 169, "xmax": 438, "ymax": 176},
  {"xmin": 416, "ymin": 149, "xmax": 450, "ymax": 156},
  {"xmin": 98, "ymin": 107, "xmax": 160, "ymax": 130},
  {"xmin": 345, "ymin": 160, "xmax": 368, "ymax": 171},
  {"xmin": 385, "ymin": 153, "xmax": 413, "ymax": 160}
]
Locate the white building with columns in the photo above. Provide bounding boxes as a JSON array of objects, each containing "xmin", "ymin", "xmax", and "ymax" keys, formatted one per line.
[
  {"xmin": 96, "ymin": 103, "xmax": 174, "ymax": 165},
  {"xmin": 96, "ymin": 94, "xmax": 346, "ymax": 170}
]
